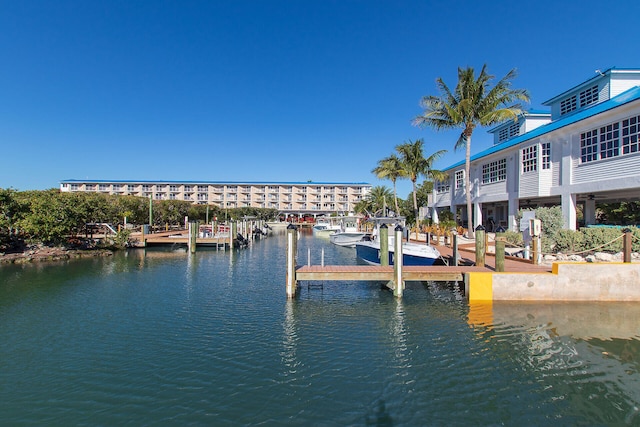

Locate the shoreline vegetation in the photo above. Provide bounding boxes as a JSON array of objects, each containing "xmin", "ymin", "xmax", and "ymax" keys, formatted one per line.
[
  {"xmin": 0, "ymin": 245, "xmax": 114, "ymax": 264},
  {"xmin": 2, "ymin": 186, "xmax": 639, "ymax": 266}
]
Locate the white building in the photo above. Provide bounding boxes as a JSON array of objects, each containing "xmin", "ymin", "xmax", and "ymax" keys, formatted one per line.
[
  {"xmin": 59, "ymin": 179, "xmax": 371, "ymax": 216},
  {"xmin": 430, "ymin": 67, "xmax": 640, "ymax": 231}
]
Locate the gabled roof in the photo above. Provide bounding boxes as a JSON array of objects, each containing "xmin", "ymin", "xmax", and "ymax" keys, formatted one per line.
[
  {"xmin": 542, "ymin": 67, "xmax": 640, "ymax": 105},
  {"xmin": 487, "ymin": 109, "xmax": 551, "ymax": 134},
  {"xmin": 443, "ymin": 85, "xmax": 640, "ymax": 171}
]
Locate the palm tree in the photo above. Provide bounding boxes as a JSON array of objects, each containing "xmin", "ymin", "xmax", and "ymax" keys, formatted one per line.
[
  {"xmin": 413, "ymin": 65, "xmax": 529, "ymax": 237},
  {"xmin": 366, "ymin": 186, "xmax": 394, "ymax": 215},
  {"xmin": 372, "ymin": 154, "xmax": 405, "ymax": 215},
  {"xmin": 395, "ymin": 139, "xmax": 446, "ymax": 222}
]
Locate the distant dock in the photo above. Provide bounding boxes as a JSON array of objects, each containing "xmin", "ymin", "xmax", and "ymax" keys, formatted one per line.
[{"xmin": 141, "ymin": 230, "xmax": 231, "ymax": 248}]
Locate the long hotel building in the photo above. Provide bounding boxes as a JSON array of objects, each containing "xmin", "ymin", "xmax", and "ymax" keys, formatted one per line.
[{"xmin": 59, "ymin": 180, "xmax": 372, "ymax": 215}]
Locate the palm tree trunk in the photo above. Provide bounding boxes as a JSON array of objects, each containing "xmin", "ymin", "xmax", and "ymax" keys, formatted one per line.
[
  {"xmin": 465, "ymin": 135, "xmax": 474, "ymax": 239},
  {"xmin": 412, "ymin": 179, "xmax": 418, "ymax": 222},
  {"xmin": 392, "ymin": 180, "xmax": 399, "ymax": 215}
]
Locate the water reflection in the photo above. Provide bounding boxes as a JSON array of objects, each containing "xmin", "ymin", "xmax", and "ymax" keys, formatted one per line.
[
  {"xmin": 281, "ymin": 299, "xmax": 298, "ymax": 376},
  {"xmin": 390, "ymin": 299, "xmax": 409, "ymax": 370},
  {"xmin": 470, "ymin": 301, "xmax": 640, "ymax": 424},
  {"xmin": 489, "ymin": 302, "xmax": 640, "ymax": 340}
]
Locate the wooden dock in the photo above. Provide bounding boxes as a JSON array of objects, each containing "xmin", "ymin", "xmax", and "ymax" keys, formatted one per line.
[
  {"xmin": 296, "ymin": 265, "xmax": 487, "ymax": 282},
  {"xmin": 284, "ymin": 225, "xmax": 554, "ymax": 299},
  {"xmin": 139, "ymin": 230, "xmax": 231, "ymax": 248}
]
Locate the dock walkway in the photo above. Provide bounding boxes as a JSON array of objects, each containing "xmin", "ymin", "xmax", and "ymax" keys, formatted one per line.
[{"xmin": 296, "ymin": 264, "xmax": 488, "ymax": 282}]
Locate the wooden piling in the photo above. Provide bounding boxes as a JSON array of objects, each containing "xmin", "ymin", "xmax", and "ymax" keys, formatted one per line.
[
  {"xmin": 623, "ymin": 228, "xmax": 632, "ymax": 263},
  {"xmin": 380, "ymin": 223, "xmax": 389, "ymax": 266},
  {"xmin": 452, "ymin": 233, "xmax": 458, "ymax": 267},
  {"xmin": 230, "ymin": 220, "xmax": 237, "ymax": 250},
  {"xmin": 475, "ymin": 225, "xmax": 486, "ymax": 267},
  {"xmin": 532, "ymin": 236, "xmax": 540, "ymax": 265},
  {"xmin": 495, "ymin": 226, "xmax": 505, "ymax": 272},
  {"xmin": 189, "ymin": 221, "xmax": 198, "ymax": 254},
  {"xmin": 393, "ymin": 224, "xmax": 404, "ymax": 297},
  {"xmin": 286, "ymin": 224, "xmax": 298, "ymax": 298}
]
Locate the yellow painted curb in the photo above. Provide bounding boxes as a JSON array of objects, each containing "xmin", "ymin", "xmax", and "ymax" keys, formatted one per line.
[{"xmin": 468, "ymin": 272, "xmax": 494, "ymax": 302}]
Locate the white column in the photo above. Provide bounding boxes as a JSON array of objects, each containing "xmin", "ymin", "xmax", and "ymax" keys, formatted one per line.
[
  {"xmin": 474, "ymin": 202, "xmax": 483, "ymax": 231},
  {"xmin": 562, "ymin": 193, "xmax": 577, "ymax": 231},
  {"xmin": 584, "ymin": 198, "xmax": 596, "ymax": 226},
  {"xmin": 508, "ymin": 198, "xmax": 519, "ymax": 232}
]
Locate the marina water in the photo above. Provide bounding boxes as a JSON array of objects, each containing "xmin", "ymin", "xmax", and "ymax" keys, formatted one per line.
[{"xmin": 2, "ymin": 230, "xmax": 640, "ymax": 425}]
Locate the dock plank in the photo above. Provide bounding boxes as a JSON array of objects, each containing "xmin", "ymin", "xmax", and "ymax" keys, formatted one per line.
[{"xmin": 296, "ymin": 265, "xmax": 487, "ymax": 282}]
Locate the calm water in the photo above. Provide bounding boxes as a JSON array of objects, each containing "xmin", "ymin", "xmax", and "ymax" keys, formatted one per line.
[{"xmin": 2, "ymin": 231, "xmax": 640, "ymax": 426}]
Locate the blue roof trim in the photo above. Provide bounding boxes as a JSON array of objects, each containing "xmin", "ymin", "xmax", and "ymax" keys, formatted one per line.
[
  {"xmin": 61, "ymin": 179, "xmax": 372, "ymax": 186},
  {"xmin": 487, "ymin": 110, "xmax": 552, "ymax": 134},
  {"xmin": 444, "ymin": 85, "xmax": 640, "ymax": 171}
]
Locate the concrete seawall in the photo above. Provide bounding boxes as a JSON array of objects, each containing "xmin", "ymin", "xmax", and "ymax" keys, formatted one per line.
[{"xmin": 468, "ymin": 262, "xmax": 640, "ymax": 301}]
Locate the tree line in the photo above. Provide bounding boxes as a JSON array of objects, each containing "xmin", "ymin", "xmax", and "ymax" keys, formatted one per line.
[{"xmin": 0, "ymin": 188, "xmax": 277, "ymax": 247}]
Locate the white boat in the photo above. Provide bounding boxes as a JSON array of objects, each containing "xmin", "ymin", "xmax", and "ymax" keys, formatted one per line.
[
  {"xmin": 265, "ymin": 221, "xmax": 290, "ymax": 229},
  {"xmin": 354, "ymin": 217, "xmax": 441, "ymax": 266},
  {"xmin": 312, "ymin": 216, "xmax": 342, "ymax": 237},
  {"xmin": 329, "ymin": 216, "xmax": 367, "ymax": 247}
]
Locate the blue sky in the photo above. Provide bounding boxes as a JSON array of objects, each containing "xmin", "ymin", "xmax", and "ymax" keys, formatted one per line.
[{"xmin": 1, "ymin": 0, "xmax": 639, "ymax": 198}]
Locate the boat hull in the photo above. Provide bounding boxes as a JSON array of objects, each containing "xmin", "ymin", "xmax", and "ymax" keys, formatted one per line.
[
  {"xmin": 355, "ymin": 241, "xmax": 440, "ymax": 266},
  {"xmin": 312, "ymin": 227, "xmax": 340, "ymax": 237},
  {"xmin": 329, "ymin": 232, "xmax": 367, "ymax": 247}
]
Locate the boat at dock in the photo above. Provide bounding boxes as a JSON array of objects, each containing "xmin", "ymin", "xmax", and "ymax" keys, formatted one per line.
[
  {"xmin": 354, "ymin": 217, "xmax": 441, "ymax": 266},
  {"xmin": 265, "ymin": 221, "xmax": 289, "ymax": 230},
  {"xmin": 329, "ymin": 216, "xmax": 368, "ymax": 247},
  {"xmin": 312, "ymin": 216, "xmax": 342, "ymax": 237}
]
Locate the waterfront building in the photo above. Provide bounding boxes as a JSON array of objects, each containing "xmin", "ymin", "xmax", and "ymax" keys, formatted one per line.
[
  {"xmin": 429, "ymin": 67, "xmax": 640, "ymax": 231},
  {"xmin": 59, "ymin": 179, "xmax": 371, "ymax": 216}
]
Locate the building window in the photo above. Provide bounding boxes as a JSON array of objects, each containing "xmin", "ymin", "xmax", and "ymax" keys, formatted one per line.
[
  {"xmin": 455, "ymin": 170, "xmax": 464, "ymax": 189},
  {"xmin": 579, "ymin": 85, "xmax": 599, "ymax": 107},
  {"xmin": 198, "ymin": 193, "xmax": 208, "ymax": 201},
  {"xmin": 498, "ymin": 122, "xmax": 520, "ymax": 142},
  {"xmin": 599, "ymin": 123, "xmax": 620, "ymax": 159},
  {"xmin": 127, "ymin": 185, "xmax": 136, "ymax": 192},
  {"xmin": 113, "ymin": 184, "xmax": 122, "ymax": 191},
  {"xmin": 498, "ymin": 127, "xmax": 509, "ymax": 142},
  {"xmin": 142, "ymin": 185, "xmax": 152, "ymax": 192},
  {"xmin": 169, "ymin": 185, "xmax": 179, "ymax": 192},
  {"xmin": 197, "ymin": 185, "xmax": 207, "ymax": 192},
  {"xmin": 99, "ymin": 184, "xmax": 109, "ymax": 191},
  {"xmin": 560, "ymin": 95, "xmax": 577, "ymax": 115},
  {"xmin": 435, "ymin": 180, "xmax": 450, "ymax": 194},
  {"xmin": 184, "ymin": 185, "xmax": 192, "ymax": 192},
  {"xmin": 622, "ymin": 115, "xmax": 640, "ymax": 154},
  {"xmin": 482, "ymin": 158, "xmax": 506, "ymax": 184},
  {"xmin": 70, "ymin": 184, "xmax": 79, "ymax": 191},
  {"xmin": 541, "ymin": 142, "xmax": 551, "ymax": 170},
  {"xmin": 580, "ymin": 129, "xmax": 599, "ymax": 163},
  {"xmin": 521, "ymin": 145, "xmax": 538, "ymax": 173}
]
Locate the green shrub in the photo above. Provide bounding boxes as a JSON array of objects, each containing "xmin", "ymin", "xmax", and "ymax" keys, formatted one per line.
[
  {"xmin": 553, "ymin": 229, "xmax": 584, "ymax": 254},
  {"xmin": 503, "ymin": 230, "xmax": 523, "ymax": 248},
  {"xmin": 438, "ymin": 210, "xmax": 455, "ymax": 222},
  {"xmin": 580, "ymin": 227, "xmax": 624, "ymax": 253}
]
